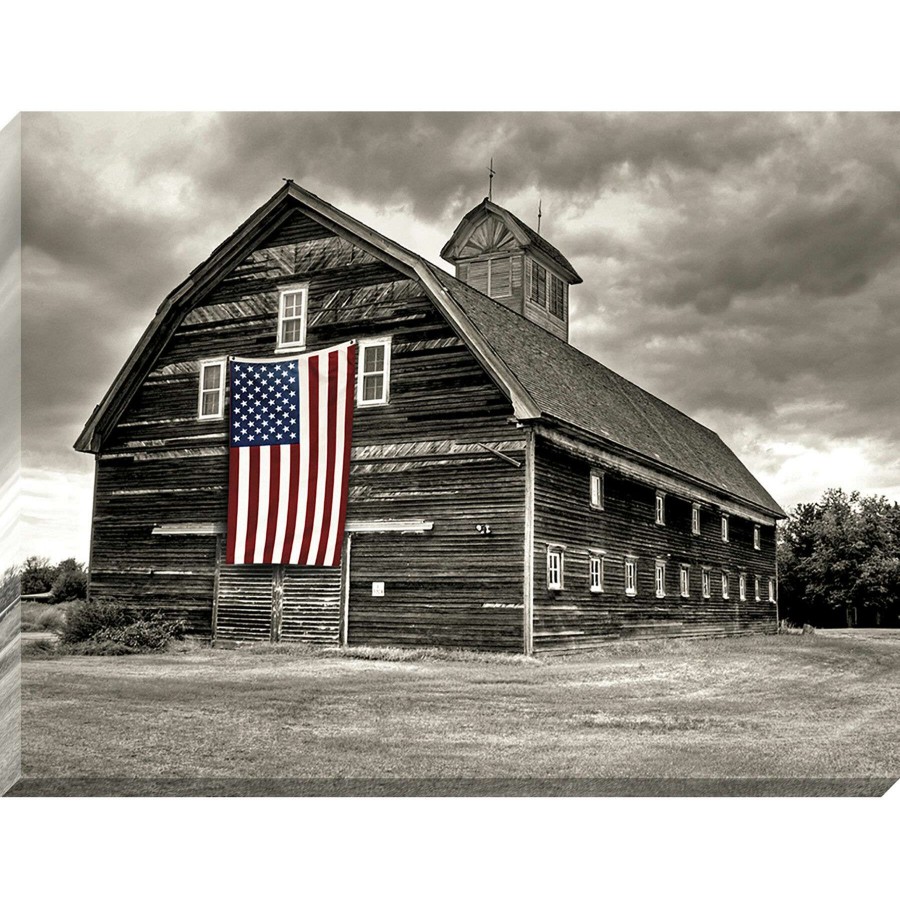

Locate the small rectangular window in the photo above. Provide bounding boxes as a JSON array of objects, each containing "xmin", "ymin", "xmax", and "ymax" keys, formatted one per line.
[
  {"xmin": 277, "ymin": 285, "xmax": 308, "ymax": 349},
  {"xmin": 768, "ymin": 578, "xmax": 775, "ymax": 603},
  {"xmin": 753, "ymin": 524, "xmax": 761, "ymax": 550},
  {"xmin": 547, "ymin": 547, "xmax": 564, "ymax": 590},
  {"xmin": 721, "ymin": 514, "xmax": 729, "ymax": 542},
  {"xmin": 722, "ymin": 572, "xmax": 730, "ymax": 600},
  {"xmin": 590, "ymin": 470, "xmax": 605, "ymax": 510},
  {"xmin": 198, "ymin": 359, "xmax": 225, "ymax": 420},
  {"xmin": 625, "ymin": 559, "xmax": 638, "ymax": 596},
  {"xmin": 548, "ymin": 273, "xmax": 566, "ymax": 319},
  {"xmin": 702, "ymin": 568, "xmax": 711, "ymax": 599},
  {"xmin": 655, "ymin": 560, "xmax": 666, "ymax": 598},
  {"xmin": 691, "ymin": 503, "xmax": 701, "ymax": 535},
  {"xmin": 754, "ymin": 575, "xmax": 761, "ymax": 601},
  {"xmin": 655, "ymin": 492, "xmax": 666, "ymax": 526},
  {"xmin": 739, "ymin": 572, "xmax": 747, "ymax": 601},
  {"xmin": 536, "ymin": 263, "xmax": 547, "ymax": 307},
  {"xmin": 680, "ymin": 564, "xmax": 690, "ymax": 598},
  {"xmin": 358, "ymin": 337, "xmax": 392, "ymax": 406},
  {"xmin": 590, "ymin": 555, "xmax": 605, "ymax": 593}
]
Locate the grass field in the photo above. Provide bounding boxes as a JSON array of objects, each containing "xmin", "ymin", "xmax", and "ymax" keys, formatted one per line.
[{"xmin": 13, "ymin": 631, "xmax": 900, "ymax": 795}]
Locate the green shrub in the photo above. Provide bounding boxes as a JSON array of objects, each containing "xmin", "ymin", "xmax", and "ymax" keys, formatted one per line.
[
  {"xmin": 60, "ymin": 600, "xmax": 185, "ymax": 654},
  {"xmin": 50, "ymin": 567, "xmax": 88, "ymax": 603}
]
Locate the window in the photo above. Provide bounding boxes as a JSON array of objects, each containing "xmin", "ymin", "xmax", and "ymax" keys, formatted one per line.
[
  {"xmin": 691, "ymin": 503, "xmax": 701, "ymax": 535},
  {"xmin": 680, "ymin": 564, "xmax": 690, "ymax": 598},
  {"xmin": 625, "ymin": 558, "xmax": 638, "ymax": 596},
  {"xmin": 721, "ymin": 572, "xmax": 730, "ymax": 600},
  {"xmin": 590, "ymin": 470, "xmax": 605, "ymax": 510},
  {"xmin": 753, "ymin": 524, "xmax": 761, "ymax": 550},
  {"xmin": 655, "ymin": 491, "xmax": 666, "ymax": 526},
  {"xmin": 277, "ymin": 285, "xmax": 308, "ymax": 349},
  {"xmin": 721, "ymin": 514, "xmax": 729, "ymax": 542},
  {"xmin": 768, "ymin": 578, "xmax": 775, "ymax": 603},
  {"xmin": 702, "ymin": 568, "xmax": 711, "ymax": 599},
  {"xmin": 357, "ymin": 337, "xmax": 392, "ymax": 406},
  {"xmin": 590, "ymin": 554, "xmax": 605, "ymax": 593},
  {"xmin": 739, "ymin": 572, "xmax": 747, "ymax": 601},
  {"xmin": 548, "ymin": 272, "xmax": 566, "ymax": 319},
  {"xmin": 655, "ymin": 560, "xmax": 666, "ymax": 598},
  {"xmin": 547, "ymin": 547, "xmax": 564, "ymax": 590},
  {"xmin": 536, "ymin": 262, "xmax": 547, "ymax": 307},
  {"xmin": 754, "ymin": 575, "xmax": 761, "ymax": 601},
  {"xmin": 198, "ymin": 359, "xmax": 225, "ymax": 419}
]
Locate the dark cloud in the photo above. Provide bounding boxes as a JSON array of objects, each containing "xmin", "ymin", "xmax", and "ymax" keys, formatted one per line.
[{"xmin": 19, "ymin": 112, "xmax": 900, "ymax": 559}]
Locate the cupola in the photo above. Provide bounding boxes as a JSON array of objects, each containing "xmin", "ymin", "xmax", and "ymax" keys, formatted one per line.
[{"xmin": 441, "ymin": 198, "xmax": 582, "ymax": 342}]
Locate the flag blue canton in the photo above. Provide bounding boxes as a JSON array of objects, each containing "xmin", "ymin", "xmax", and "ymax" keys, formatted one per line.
[{"xmin": 229, "ymin": 359, "xmax": 301, "ymax": 447}]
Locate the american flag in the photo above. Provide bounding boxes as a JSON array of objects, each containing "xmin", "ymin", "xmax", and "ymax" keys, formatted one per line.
[{"xmin": 225, "ymin": 341, "xmax": 356, "ymax": 566}]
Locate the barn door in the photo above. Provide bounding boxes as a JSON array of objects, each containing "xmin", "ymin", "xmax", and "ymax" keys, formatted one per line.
[{"xmin": 213, "ymin": 539, "xmax": 348, "ymax": 645}]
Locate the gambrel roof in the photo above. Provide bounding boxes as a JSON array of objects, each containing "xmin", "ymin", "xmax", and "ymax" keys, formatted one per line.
[{"xmin": 76, "ymin": 181, "xmax": 784, "ymax": 518}]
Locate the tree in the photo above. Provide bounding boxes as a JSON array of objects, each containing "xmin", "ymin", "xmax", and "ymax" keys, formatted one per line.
[
  {"xmin": 50, "ymin": 561, "xmax": 88, "ymax": 603},
  {"xmin": 20, "ymin": 556, "xmax": 56, "ymax": 595},
  {"xmin": 778, "ymin": 489, "xmax": 900, "ymax": 627}
]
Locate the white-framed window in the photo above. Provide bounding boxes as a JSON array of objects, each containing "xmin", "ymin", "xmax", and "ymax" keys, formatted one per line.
[
  {"xmin": 589, "ymin": 554, "xmax": 605, "ymax": 593},
  {"xmin": 655, "ymin": 559, "xmax": 666, "ymax": 598},
  {"xmin": 547, "ymin": 546, "xmax": 564, "ymax": 590},
  {"xmin": 721, "ymin": 572, "xmax": 730, "ymax": 600},
  {"xmin": 768, "ymin": 578, "xmax": 775, "ymax": 603},
  {"xmin": 590, "ymin": 469, "xmax": 605, "ymax": 510},
  {"xmin": 702, "ymin": 568, "xmax": 711, "ymax": 599},
  {"xmin": 680, "ymin": 564, "xmax": 690, "ymax": 598},
  {"xmin": 526, "ymin": 259, "xmax": 548, "ymax": 308},
  {"xmin": 753, "ymin": 524, "xmax": 761, "ymax": 550},
  {"xmin": 655, "ymin": 491, "xmax": 666, "ymax": 526},
  {"xmin": 625, "ymin": 558, "xmax": 638, "ymax": 596},
  {"xmin": 721, "ymin": 514, "xmax": 729, "ymax": 542},
  {"xmin": 357, "ymin": 337, "xmax": 392, "ymax": 406},
  {"xmin": 197, "ymin": 358, "xmax": 226, "ymax": 419},
  {"xmin": 739, "ymin": 572, "xmax": 747, "ymax": 601},
  {"xmin": 754, "ymin": 575, "xmax": 761, "ymax": 601},
  {"xmin": 276, "ymin": 284, "xmax": 308, "ymax": 349},
  {"xmin": 691, "ymin": 503, "xmax": 701, "ymax": 535}
]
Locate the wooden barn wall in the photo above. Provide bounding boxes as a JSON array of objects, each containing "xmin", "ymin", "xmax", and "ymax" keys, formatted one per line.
[
  {"xmin": 91, "ymin": 207, "xmax": 525, "ymax": 648},
  {"xmin": 531, "ymin": 436, "xmax": 778, "ymax": 653}
]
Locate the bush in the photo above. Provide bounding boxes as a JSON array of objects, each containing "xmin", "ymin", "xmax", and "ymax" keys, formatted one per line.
[
  {"xmin": 20, "ymin": 601, "xmax": 69, "ymax": 633},
  {"xmin": 60, "ymin": 600, "xmax": 185, "ymax": 654},
  {"xmin": 50, "ymin": 566, "xmax": 88, "ymax": 603}
]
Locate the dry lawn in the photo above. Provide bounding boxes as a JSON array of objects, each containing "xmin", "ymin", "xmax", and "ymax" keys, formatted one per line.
[{"xmin": 13, "ymin": 630, "xmax": 900, "ymax": 794}]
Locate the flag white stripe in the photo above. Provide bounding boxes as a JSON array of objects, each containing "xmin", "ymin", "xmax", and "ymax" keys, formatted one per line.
[
  {"xmin": 253, "ymin": 446, "xmax": 271, "ymax": 563},
  {"xmin": 305, "ymin": 353, "xmax": 331, "ymax": 564},
  {"xmin": 270, "ymin": 443, "xmax": 291, "ymax": 563},
  {"xmin": 323, "ymin": 349, "xmax": 348, "ymax": 566},
  {"xmin": 234, "ymin": 446, "xmax": 250, "ymax": 564},
  {"xmin": 289, "ymin": 356, "xmax": 311, "ymax": 565}
]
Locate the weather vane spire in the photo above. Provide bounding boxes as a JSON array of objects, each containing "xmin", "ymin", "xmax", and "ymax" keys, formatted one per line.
[
  {"xmin": 488, "ymin": 157, "xmax": 496, "ymax": 201},
  {"xmin": 537, "ymin": 198, "xmax": 542, "ymax": 235}
]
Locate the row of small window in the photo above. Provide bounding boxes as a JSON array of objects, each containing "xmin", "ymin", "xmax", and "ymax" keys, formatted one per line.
[
  {"xmin": 548, "ymin": 548, "xmax": 776, "ymax": 602},
  {"xmin": 590, "ymin": 470, "xmax": 763, "ymax": 549},
  {"xmin": 197, "ymin": 334, "xmax": 392, "ymax": 422}
]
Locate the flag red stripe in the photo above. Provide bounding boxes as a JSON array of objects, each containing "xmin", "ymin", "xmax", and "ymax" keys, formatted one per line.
[
  {"xmin": 297, "ymin": 353, "xmax": 320, "ymax": 565},
  {"xmin": 226, "ymin": 446, "xmax": 240, "ymax": 564},
  {"xmin": 262, "ymin": 444, "xmax": 281, "ymax": 564},
  {"xmin": 244, "ymin": 445, "xmax": 261, "ymax": 564},
  {"xmin": 332, "ymin": 343, "xmax": 356, "ymax": 565},
  {"xmin": 315, "ymin": 349, "xmax": 340, "ymax": 565},
  {"xmin": 282, "ymin": 442, "xmax": 301, "ymax": 564}
]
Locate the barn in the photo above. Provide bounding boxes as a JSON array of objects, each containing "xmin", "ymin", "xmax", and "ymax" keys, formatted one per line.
[{"xmin": 75, "ymin": 180, "xmax": 785, "ymax": 654}]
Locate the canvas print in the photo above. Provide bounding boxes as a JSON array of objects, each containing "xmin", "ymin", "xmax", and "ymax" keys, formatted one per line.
[{"xmin": 4, "ymin": 112, "xmax": 899, "ymax": 796}]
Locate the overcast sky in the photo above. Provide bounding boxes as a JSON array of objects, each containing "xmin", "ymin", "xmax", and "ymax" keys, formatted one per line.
[{"xmin": 20, "ymin": 111, "xmax": 900, "ymax": 562}]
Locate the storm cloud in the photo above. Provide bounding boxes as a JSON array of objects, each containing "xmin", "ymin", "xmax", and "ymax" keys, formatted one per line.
[{"xmin": 20, "ymin": 111, "xmax": 900, "ymax": 560}]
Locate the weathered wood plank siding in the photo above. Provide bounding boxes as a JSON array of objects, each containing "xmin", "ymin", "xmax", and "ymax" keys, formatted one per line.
[
  {"xmin": 531, "ymin": 436, "xmax": 777, "ymax": 653},
  {"xmin": 90, "ymin": 206, "xmax": 526, "ymax": 649}
]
